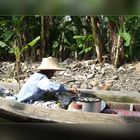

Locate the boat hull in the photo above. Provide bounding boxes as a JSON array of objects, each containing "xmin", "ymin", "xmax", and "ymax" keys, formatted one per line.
[{"xmin": 0, "ymin": 97, "xmax": 140, "ymax": 123}]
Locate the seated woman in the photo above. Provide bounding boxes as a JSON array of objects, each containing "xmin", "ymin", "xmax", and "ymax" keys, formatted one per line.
[{"xmin": 16, "ymin": 57, "xmax": 77, "ymax": 104}]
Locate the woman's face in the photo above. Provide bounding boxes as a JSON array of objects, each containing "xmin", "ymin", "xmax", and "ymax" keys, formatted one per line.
[
  {"xmin": 40, "ymin": 70, "xmax": 56, "ymax": 79},
  {"xmin": 47, "ymin": 70, "xmax": 56, "ymax": 79}
]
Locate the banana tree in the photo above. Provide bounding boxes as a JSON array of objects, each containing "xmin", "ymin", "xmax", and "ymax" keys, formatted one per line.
[
  {"xmin": 9, "ymin": 36, "xmax": 40, "ymax": 90},
  {"xmin": 0, "ymin": 16, "xmax": 41, "ymax": 62},
  {"xmin": 107, "ymin": 16, "xmax": 134, "ymax": 67},
  {"xmin": 73, "ymin": 35, "xmax": 93, "ymax": 59},
  {"xmin": 124, "ymin": 16, "xmax": 140, "ymax": 60}
]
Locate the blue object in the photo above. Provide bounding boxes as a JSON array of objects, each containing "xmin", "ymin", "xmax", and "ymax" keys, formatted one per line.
[{"xmin": 17, "ymin": 73, "xmax": 68, "ymax": 103}]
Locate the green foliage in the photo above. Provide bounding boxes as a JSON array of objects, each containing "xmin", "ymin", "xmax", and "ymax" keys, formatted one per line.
[
  {"xmin": 120, "ymin": 16, "xmax": 140, "ymax": 59},
  {"xmin": 11, "ymin": 16, "xmax": 25, "ymax": 26},
  {"xmin": 0, "ymin": 15, "xmax": 140, "ymax": 63},
  {"xmin": 107, "ymin": 15, "xmax": 140, "ymax": 61},
  {"xmin": 107, "ymin": 16, "xmax": 119, "ymax": 23},
  {"xmin": 0, "ymin": 41, "xmax": 7, "ymax": 47},
  {"xmin": 0, "ymin": 16, "xmax": 41, "ymax": 60},
  {"xmin": 119, "ymin": 32, "xmax": 131, "ymax": 46},
  {"xmin": 21, "ymin": 36, "xmax": 40, "ymax": 54},
  {"xmin": 2, "ymin": 30, "xmax": 13, "ymax": 42},
  {"xmin": 64, "ymin": 29, "xmax": 75, "ymax": 45},
  {"xmin": 9, "ymin": 36, "xmax": 40, "ymax": 60},
  {"xmin": 10, "ymin": 36, "xmax": 40, "ymax": 90},
  {"xmin": 125, "ymin": 16, "xmax": 140, "ymax": 59},
  {"xmin": 73, "ymin": 35, "xmax": 93, "ymax": 55}
]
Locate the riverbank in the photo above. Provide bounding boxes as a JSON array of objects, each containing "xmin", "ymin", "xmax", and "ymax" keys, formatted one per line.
[{"xmin": 0, "ymin": 59, "xmax": 140, "ymax": 93}]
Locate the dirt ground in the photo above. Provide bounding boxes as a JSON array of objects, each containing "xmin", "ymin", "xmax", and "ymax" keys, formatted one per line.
[{"xmin": 0, "ymin": 59, "xmax": 140, "ymax": 93}]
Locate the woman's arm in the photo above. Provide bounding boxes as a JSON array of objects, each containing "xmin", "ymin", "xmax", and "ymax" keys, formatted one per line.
[{"xmin": 37, "ymin": 77, "xmax": 77, "ymax": 94}]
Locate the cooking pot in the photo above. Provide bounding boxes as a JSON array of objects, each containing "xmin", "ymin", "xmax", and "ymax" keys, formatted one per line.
[{"xmin": 76, "ymin": 97, "xmax": 101, "ymax": 113}]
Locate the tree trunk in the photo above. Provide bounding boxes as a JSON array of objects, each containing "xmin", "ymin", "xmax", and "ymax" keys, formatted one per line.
[
  {"xmin": 114, "ymin": 35, "xmax": 121, "ymax": 67},
  {"xmin": 90, "ymin": 16, "xmax": 104, "ymax": 63},
  {"xmin": 22, "ymin": 16, "xmax": 30, "ymax": 61},
  {"xmin": 40, "ymin": 16, "xmax": 53, "ymax": 60},
  {"xmin": 59, "ymin": 32, "xmax": 64, "ymax": 61},
  {"xmin": 47, "ymin": 16, "xmax": 53, "ymax": 56},
  {"xmin": 108, "ymin": 16, "xmax": 125, "ymax": 67},
  {"xmin": 108, "ymin": 20, "xmax": 117, "ymax": 65},
  {"xmin": 40, "ymin": 16, "xmax": 47, "ymax": 58}
]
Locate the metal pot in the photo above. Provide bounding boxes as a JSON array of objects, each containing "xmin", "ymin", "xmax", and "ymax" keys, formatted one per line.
[{"xmin": 76, "ymin": 97, "xmax": 101, "ymax": 113}]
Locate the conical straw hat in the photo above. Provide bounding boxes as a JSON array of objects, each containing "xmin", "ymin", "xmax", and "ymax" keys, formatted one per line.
[{"xmin": 37, "ymin": 57, "xmax": 64, "ymax": 71}]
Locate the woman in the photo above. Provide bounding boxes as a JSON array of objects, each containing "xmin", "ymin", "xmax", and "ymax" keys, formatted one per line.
[{"xmin": 17, "ymin": 57, "xmax": 77, "ymax": 104}]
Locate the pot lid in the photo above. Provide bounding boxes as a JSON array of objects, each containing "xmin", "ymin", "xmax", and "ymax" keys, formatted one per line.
[{"xmin": 76, "ymin": 97, "xmax": 100, "ymax": 103}]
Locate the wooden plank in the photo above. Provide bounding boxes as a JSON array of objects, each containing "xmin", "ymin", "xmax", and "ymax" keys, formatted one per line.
[
  {"xmin": 134, "ymin": 105, "xmax": 140, "ymax": 111},
  {"xmin": 106, "ymin": 102, "xmax": 130, "ymax": 111},
  {"xmin": 1, "ymin": 81, "xmax": 140, "ymax": 103},
  {"xmin": 0, "ymin": 97, "xmax": 140, "ymax": 123},
  {"xmin": 106, "ymin": 102, "xmax": 140, "ymax": 112}
]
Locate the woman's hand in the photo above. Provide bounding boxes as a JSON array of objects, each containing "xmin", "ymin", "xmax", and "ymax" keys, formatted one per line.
[{"xmin": 68, "ymin": 88, "xmax": 78, "ymax": 94}]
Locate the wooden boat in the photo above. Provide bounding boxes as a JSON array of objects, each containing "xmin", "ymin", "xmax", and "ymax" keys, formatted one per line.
[{"xmin": 1, "ymin": 82, "xmax": 140, "ymax": 123}]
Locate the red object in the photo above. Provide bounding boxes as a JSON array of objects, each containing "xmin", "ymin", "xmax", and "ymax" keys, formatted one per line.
[
  {"xmin": 71, "ymin": 103, "xmax": 82, "ymax": 109},
  {"xmin": 114, "ymin": 109, "xmax": 140, "ymax": 116},
  {"xmin": 103, "ymin": 109, "xmax": 140, "ymax": 116}
]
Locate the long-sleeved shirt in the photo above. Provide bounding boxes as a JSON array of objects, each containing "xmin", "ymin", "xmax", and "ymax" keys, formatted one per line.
[{"xmin": 17, "ymin": 73, "xmax": 68, "ymax": 103}]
